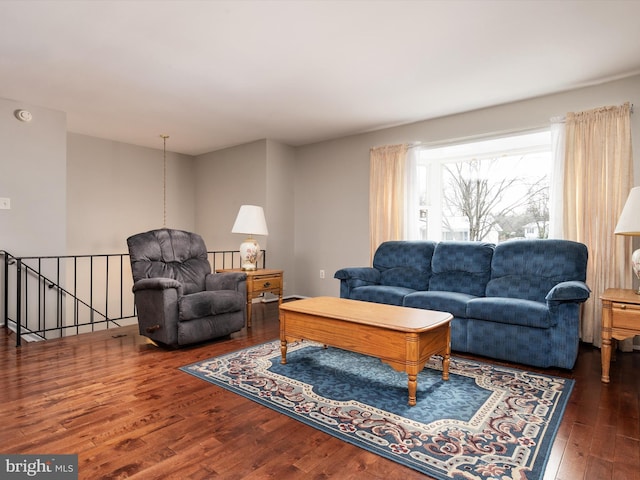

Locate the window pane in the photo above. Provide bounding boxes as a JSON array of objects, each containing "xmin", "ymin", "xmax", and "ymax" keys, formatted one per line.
[{"xmin": 414, "ymin": 130, "xmax": 551, "ymax": 243}]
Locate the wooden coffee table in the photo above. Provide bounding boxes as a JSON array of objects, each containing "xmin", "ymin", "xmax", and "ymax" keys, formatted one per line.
[{"xmin": 279, "ymin": 297, "xmax": 452, "ymax": 406}]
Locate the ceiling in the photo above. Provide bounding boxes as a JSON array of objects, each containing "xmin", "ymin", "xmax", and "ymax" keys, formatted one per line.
[{"xmin": 2, "ymin": 1, "xmax": 640, "ymax": 156}]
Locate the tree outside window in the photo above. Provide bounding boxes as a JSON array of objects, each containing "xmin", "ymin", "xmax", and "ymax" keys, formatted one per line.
[{"xmin": 414, "ymin": 130, "xmax": 551, "ymax": 243}]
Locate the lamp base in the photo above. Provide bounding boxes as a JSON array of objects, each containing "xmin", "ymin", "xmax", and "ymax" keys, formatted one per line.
[
  {"xmin": 632, "ymin": 249, "xmax": 640, "ymax": 294},
  {"xmin": 239, "ymin": 237, "xmax": 260, "ymax": 271}
]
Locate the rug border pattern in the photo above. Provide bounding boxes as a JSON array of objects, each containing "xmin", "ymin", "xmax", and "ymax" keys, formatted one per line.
[{"xmin": 180, "ymin": 340, "xmax": 573, "ymax": 480}]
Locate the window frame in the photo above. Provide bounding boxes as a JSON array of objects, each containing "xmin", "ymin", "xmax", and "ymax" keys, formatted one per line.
[{"xmin": 410, "ymin": 129, "xmax": 552, "ymax": 243}]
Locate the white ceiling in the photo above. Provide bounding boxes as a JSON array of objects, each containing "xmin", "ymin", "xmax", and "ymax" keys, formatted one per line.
[{"xmin": 2, "ymin": 0, "xmax": 640, "ymax": 156}]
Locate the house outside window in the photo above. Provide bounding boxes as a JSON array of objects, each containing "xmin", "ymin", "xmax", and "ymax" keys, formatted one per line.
[{"xmin": 411, "ymin": 130, "xmax": 552, "ymax": 243}]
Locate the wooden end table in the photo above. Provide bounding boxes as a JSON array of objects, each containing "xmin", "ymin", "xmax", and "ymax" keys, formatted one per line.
[
  {"xmin": 600, "ymin": 288, "xmax": 640, "ymax": 383},
  {"xmin": 279, "ymin": 296, "xmax": 452, "ymax": 406},
  {"xmin": 216, "ymin": 268, "xmax": 283, "ymax": 328}
]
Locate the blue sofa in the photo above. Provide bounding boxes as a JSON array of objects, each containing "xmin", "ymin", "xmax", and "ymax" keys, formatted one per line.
[{"xmin": 334, "ymin": 239, "xmax": 590, "ymax": 369}]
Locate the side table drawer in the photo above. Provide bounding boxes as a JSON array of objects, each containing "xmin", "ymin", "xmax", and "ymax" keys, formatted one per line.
[
  {"xmin": 251, "ymin": 275, "xmax": 281, "ymax": 292},
  {"xmin": 612, "ymin": 303, "xmax": 640, "ymax": 330}
]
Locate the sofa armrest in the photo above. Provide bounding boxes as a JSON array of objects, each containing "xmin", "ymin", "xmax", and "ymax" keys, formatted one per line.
[
  {"xmin": 132, "ymin": 277, "xmax": 182, "ymax": 293},
  {"xmin": 545, "ymin": 280, "xmax": 591, "ymax": 304},
  {"xmin": 206, "ymin": 272, "xmax": 247, "ymax": 292},
  {"xmin": 334, "ymin": 267, "xmax": 381, "ymax": 298},
  {"xmin": 334, "ymin": 267, "xmax": 380, "ymax": 283}
]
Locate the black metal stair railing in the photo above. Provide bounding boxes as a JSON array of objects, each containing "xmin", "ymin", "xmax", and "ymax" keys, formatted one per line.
[{"xmin": 1, "ymin": 249, "xmax": 265, "ymax": 347}]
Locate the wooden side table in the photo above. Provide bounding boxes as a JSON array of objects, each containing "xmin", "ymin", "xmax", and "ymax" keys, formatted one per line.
[
  {"xmin": 216, "ymin": 268, "xmax": 283, "ymax": 328},
  {"xmin": 600, "ymin": 288, "xmax": 640, "ymax": 383}
]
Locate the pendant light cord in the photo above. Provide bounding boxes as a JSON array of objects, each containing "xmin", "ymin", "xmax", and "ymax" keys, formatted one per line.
[{"xmin": 161, "ymin": 134, "xmax": 169, "ymax": 227}]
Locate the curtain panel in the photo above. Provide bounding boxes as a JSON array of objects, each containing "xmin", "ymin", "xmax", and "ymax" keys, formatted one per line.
[
  {"xmin": 548, "ymin": 117, "xmax": 566, "ymax": 239},
  {"xmin": 369, "ymin": 144, "xmax": 408, "ymax": 262},
  {"xmin": 563, "ymin": 102, "xmax": 634, "ymax": 348}
]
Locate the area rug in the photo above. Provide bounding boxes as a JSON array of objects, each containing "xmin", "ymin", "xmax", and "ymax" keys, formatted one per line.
[{"xmin": 180, "ymin": 340, "xmax": 573, "ymax": 480}]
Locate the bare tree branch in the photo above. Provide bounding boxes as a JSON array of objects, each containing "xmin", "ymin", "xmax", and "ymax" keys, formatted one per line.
[{"xmin": 443, "ymin": 159, "xmax": 549, "ymax": 241}]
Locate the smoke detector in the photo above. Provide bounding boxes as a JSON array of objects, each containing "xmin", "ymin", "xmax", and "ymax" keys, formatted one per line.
[{"xmin": 14, "ymin": 109, "xmax": 33, "ymax": 122}]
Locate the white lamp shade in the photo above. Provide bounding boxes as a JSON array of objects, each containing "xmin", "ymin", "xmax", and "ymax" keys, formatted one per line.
[
  {"xmin": 615, "ymin": 187, "xmax": 640, "ymax": 235},
  {"xmin": 232, "ymin": 205, "xmax": 268, "ymax": 236}
]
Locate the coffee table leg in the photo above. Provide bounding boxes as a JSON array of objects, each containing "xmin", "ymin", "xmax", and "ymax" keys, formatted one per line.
[
  {"xmin": 442, "ymin": 324, "xmax": 451, "ymax": 381},
  {"xmin": 407, "ymin": 373, "xmax": 417, "ymax": 406},
  {"xmin": 280, "ymin": 339, "xmax": 287, "ymax": 365},
  {"xmin": 442, "ymin": 351, "xmax": 450, "ymax": 381}
]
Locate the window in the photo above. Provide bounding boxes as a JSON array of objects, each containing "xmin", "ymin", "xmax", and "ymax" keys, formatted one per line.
[{"xmin": 410, "ymin": 130, "xmax": 552, "ymax": 243}]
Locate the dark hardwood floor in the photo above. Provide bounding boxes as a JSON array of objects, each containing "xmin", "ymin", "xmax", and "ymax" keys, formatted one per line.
[{"xmin": 1, "ymin": 301, "xmax": 639, "ymax": 479}]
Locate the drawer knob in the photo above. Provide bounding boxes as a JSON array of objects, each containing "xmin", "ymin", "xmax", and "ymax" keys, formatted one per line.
[
  {"xmin": 620, "ymin": 304, "xmax": 627, "ymax": 310},
  {"xmin": 264, "ymin": 281, "xmax": 271, "ymax": 288}
]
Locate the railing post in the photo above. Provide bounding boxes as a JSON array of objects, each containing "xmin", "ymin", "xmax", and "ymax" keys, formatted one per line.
[
  {"xmin": 3, "ymin": 252, "xmax": 8, "ymax": 331},
  {"xmin": 16, "ymin": 258, "xmax": 22, "ymax": 347}
]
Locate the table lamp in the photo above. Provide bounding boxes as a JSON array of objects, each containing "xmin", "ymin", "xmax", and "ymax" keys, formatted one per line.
[
  {"xmin": 232, "ymin": 205, "xmax": 268, "ymax": 270},
  {"xmin": 614, "ymin": 186, "xmax": 640, "ymax": 293}
]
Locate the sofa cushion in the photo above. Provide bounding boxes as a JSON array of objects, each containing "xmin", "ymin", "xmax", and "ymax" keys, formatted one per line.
[
  {"xmin": 466, "ymin": 297, "xmax": 552, "ymax": 328},
  {"xmin": 179, "ymin": 290, "xmax": 244, "ymax": 321},
  {"xmin": 403, "ymin": 291, "xmax": 475, "ymax": 318},
  {"xmin": 373, "ymin": 241, "xmax": 436, "ymax": 290},
  {"xmin": 486, "ymin": 239, "xmax": 588, "ymax": 302},
  {"xmin": 429, "ymin": 241, "xmax": 494, "ymax": 297},
  {"xmin": 466, "ymin": 320, "xmax": 554, "ymax": 368},
  {"xmin": 351, "ymin": 285, "xmax": 414, "ymax": 306},
  {"xmin": 379, "ymin": 267, "xmax": 427, "ymax": 290}
]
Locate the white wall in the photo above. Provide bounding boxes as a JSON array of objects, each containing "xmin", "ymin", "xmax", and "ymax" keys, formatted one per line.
[
  {"xmin": 0, "ymin": 97, "xmax": 66, "ymax": 256},
  {"xmin": 67, "ymin": 133, "xmax": 196, "ymax": 254},
  {"xmin": 293, "ymin": 75, "xmax": 640, "ymax": 298}
]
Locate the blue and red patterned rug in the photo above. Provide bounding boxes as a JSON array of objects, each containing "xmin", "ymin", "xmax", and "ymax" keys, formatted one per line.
[{"xmin": 180, "ymin": 340, "xmax": 573, "ymax": 480}]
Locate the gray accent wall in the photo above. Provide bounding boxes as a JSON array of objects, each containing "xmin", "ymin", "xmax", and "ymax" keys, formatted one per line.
[
  {"xmin": 195, "ymin": 139, "xmax": 267, "ymax": 252},
  {"xmin": 194, "ymin": 139, "xmax": 295, "ymax": 297},
  {"xmin": 0, "ymin": 97, "xmax": 66, "ymax": 256},
  {"xmin": 67, "ymin": 133, "xmax": 196, "ymax": 254}
]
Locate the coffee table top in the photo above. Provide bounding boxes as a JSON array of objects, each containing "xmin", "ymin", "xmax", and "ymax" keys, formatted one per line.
[{"xmin": 279, "ymin": 296, "xmax": 452, "ymax": 332}]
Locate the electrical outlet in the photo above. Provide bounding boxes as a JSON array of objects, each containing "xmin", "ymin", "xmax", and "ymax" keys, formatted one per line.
[
  {"xmin": 319, "ymin": 270, "xmax": 325, "ymax": 279},
  {"xmin": 0, "ymin": 198, "xmax": 10, "ymax": 210}
]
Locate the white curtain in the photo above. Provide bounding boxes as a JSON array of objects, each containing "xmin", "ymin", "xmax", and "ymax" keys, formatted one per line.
[
  {"xmin": 563, "ymin": 103, "xmax": 634, "ymax": 348},
  {"xmin": 548, "ymin": 117, "xmax": 565, "ymax": 239},
  {"xmin": 369, "ymin": 144, "xmax": 408, "ymax": 262}
]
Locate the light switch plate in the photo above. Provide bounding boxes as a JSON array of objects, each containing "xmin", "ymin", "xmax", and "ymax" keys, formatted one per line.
[{"xmin": 0, "ymin": 198, "xmax": 11, "ymax": 209}]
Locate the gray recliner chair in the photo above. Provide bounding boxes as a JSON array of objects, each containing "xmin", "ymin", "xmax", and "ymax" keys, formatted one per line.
[{"xmin": 127, "ymin": 228, "xmax": 247, "ymax": 347}]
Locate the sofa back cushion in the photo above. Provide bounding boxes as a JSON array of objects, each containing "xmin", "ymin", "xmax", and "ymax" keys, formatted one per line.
[
  {"xmin": 429, "ymin": 241, "xmax": 495, "ymax": 296},
  {"xmin": 486, "ymin": 239, "xmax": 588, "ymax": 302},
  {"xmin": 373, "ymin": 241, "xmax": 436, "ymax": 291}
]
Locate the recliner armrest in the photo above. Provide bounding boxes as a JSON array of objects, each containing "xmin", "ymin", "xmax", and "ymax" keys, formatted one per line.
[
  {"xmin": 545, "ymin": 280, "xmax": 591, "ymax": 303},
  {"xmin": 132, "ymin": 277, "xmax": 182, "ymax": 292},
  {"xmin": 206, "ymin": 272, "xmax": 247, "ymax": 292}
]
